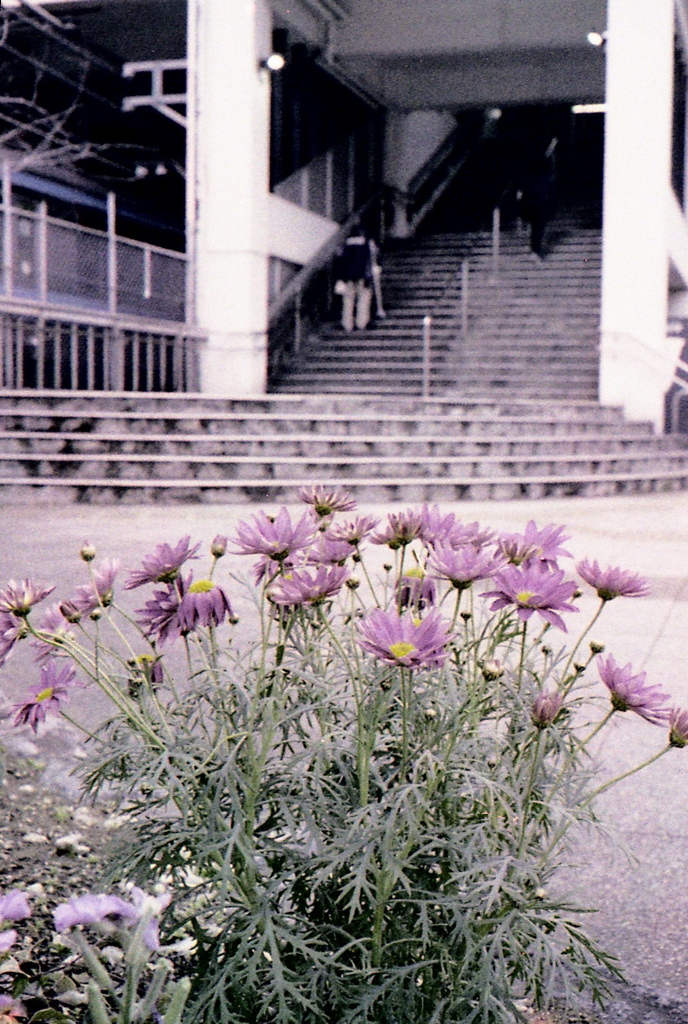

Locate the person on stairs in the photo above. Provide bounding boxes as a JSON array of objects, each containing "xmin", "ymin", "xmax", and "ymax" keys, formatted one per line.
[
  {"xmin": 521, "ymin": 137, "xmax": 557, "ymax": 261},
  {"xmin": 335, "ymin": 224, "xmax": 376, "ymax": 332}
]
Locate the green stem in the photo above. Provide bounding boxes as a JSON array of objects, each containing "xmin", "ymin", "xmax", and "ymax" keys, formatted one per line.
[{"xmin": 561, "ymin": 599, "xmax": 605, "ymax": 694}]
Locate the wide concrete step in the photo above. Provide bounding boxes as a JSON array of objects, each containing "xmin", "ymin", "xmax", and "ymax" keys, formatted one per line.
[
  {"xmin": 4, "ymin": 449, "xmax": 688, "ymax": 483},
  {"xmin": 0, "ymin": 430, "xmax": 667, "ymax": 458},
  {"xmin": 1, "ymin": 468, "xmax": 687, "ymax": 505}
]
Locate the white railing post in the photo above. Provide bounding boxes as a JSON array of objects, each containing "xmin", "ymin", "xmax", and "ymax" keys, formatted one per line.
[
  {"xmin": 491, "ymin": 207, "xmax": 500, "ymax": 280},
  {"xmin": 422, "ymin": 314, "xmax": 432, "ymax": 398},
  {"xmin": 38, "ymin": 201, "xmax": 48, "ymax": 304},
  {"xmin": 294, "ymin": 289, "xmax": 302, "ymax": 354},
  {"xmin": 143, "ymin": 244, "xmax": 152, "ymax": 300},
  {"xmin": 2, "ymin": 161, "xmax": 13, "ymax": 298},
  {"xmin": 107, "ymin": 191, "xmax": 117, "ymax": 314},
  {"xmin": 461, "ymin": 258, "xmax": 469, "ymax": 337}
]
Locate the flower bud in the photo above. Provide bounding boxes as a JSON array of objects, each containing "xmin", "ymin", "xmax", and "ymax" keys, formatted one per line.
[
  {"xmin": 89, "ymin": 607, "xmax": 103, "ymax": 621},
  {"xmin": 80, "ymin": 542, "xmax": 96, "ymax": 563},
  {"xmin": 541, "ymin": 645, "xmax": 552, "ymax": 656},
  {"xmin": 210, "ymin": 535, "xmax": 228, "ymax": 559},
  {"xmin": 345, "ymin": 577, "xmax": 360, "ymax": 590},
  {"xmin": 482, "ymin": 659, "xmax": 504, "ymax": 681},
  {"xmin": 589, "ymin": 640, "xmax": 605, "ymax": 654},
  {"xmin": 531, "ymin": 690, "xmax": 563, "ymax": 728},
  {"xmin": 573, "ymin": 662, "xmax": 586, "ymax": 674},
  {"xmin": 460, "ymin": 611, "xmax": 472, "ymax": 621}
]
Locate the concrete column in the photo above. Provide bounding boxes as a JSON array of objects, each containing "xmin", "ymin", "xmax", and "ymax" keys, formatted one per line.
[
  {"xmin": 189, "ymin": 0, "xmax": 271, "ymax": 395},
  {"xmin": 384, "ymin": 109, "xmax": 456, "ymax": 237},
  {"xmin": 600, "ymin": 0, "xmax": 675, "ymax": 427}
]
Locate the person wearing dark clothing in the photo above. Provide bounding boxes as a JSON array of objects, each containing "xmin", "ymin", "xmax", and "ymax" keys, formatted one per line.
[
  {"xmin": 335, "ymin": 230, "xmax": 375, "ymax": 331},
  {"xmin": 522, "ymin": 139, "xmax": 557, "ymax": 260}
]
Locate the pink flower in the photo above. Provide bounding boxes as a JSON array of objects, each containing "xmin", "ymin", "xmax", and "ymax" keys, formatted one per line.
[
  {"xmin": 305, "ymin": 535, "xmax": 353, "ymax": 567},
  {"xmin": 297, "ymin": 483, "xmax": 357, "ymax": 517},
  {"xmin": 483, "ymin": 564, "xmax": 579, "ymax": 631},
  {"xmin": 0, "ymin": 931, "xmax": 17, "ymax": 954},
  {"xmin": 233, "ymin": 509, "xmax": 316, "ymax": 561},
  {"xmin": 358, "ymin": 609, "xmax": 452, "ymax": 669},
  {"xmin": 498, "ymin": 521, "xmax": 571, "ymax": 568},
  {"xmin": 136, "ymin": 575, "xmax": 186, "ymax": 645},
  {"xmin": 177, "ymin": 579, "xmax": 234, "ymax": 631},
  {"xmin": 531, "ymin": 691, "xmax": 563, "ymax": 728},
  {"xmin": 0, "ymin": 890, "xmax": 31, "ymax": 923},
  {"xmin": 577, "ymin": 559, "xmax": 650, "ymax": 601},
  {"xmin": 268, "ymin": 565, "xmax": 349, "ymax": 606},
  {"xmin": 397, "ymin": 569, "xmax": 436, "ymax": 611},
  {"xmin": 125, "ymin": 536, "xmax": 201, "ymax": 589},
  {"xmin": 0, "ymin": 612, "xmax": 23, "ymax": 667},
  {"xmin": 11, "ymin": 660, "xmax": 79, "ymax": 733},
  {"xmin": 427, "ymin": 544, "xmax": 505, "ymax": 590},
  {"xmin": 0, "ymin": 579, "xmax": 55, "ymax": 618},
  {"xmin": 597, "ymin": 654, "xmax": 670, "ymax": 724},
  {"xmin": 31, "ymin": 605, "xmax": 73, "ymax": 663},
  {"xmin": 71, "ymin": 559, "xmax": 119, "ymax": 615},
  {"xmin": 372, "ymin": 509, "xmax": 424, "ymax": 549},
  {"xmin": 327, "ymin": 515, "xmax": 380, "ymax": 546},
  {"xmin": 669, "ymin": 708, "xmax": 688, "ymax": 748},
  {"xmin": 54, "ymin": 889, "xmax": 169, "ymax": 951}
]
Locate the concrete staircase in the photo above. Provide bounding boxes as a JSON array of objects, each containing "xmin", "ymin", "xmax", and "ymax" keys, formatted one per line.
[
  {"xmin": 271, "ymin": 221, "xmax": 600, "ymax": 399},
  {"xmin": 0, "ymin": 390, "xmax": 687, "ymax": 503}
]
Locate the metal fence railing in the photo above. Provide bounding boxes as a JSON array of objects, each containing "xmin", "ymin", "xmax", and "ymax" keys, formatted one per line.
[
  {"xmin": 1, "ymin": 205, "xmax": 186, "ymax": 323},
  {"xmin": 0, "ymin": 307, "xmax": 203, "ymax": 392}
]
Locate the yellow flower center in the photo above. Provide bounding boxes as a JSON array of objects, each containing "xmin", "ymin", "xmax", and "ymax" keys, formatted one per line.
[
  {"xmin": 516, "ymin": 590, "xmax": 534, "ymax": 605},
  {"xmin": 188, "ymin": 580, "xmax": 215, "ymax": 594},
  {"xmin": 36, "ymin": 687, "xmax": 54, "ymax": 702},
  {"xmin": 389, "ymin": 641, "xmax": 416, "ymax": 660},
  {"xmin": 404, "ymin": 567, "xmax": 425, "ymax": 579}
]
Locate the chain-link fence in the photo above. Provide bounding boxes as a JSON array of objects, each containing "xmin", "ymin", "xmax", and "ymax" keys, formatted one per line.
[{"xmin": 1, "ymin": 206, "xmax": 186, "ymax": 322}]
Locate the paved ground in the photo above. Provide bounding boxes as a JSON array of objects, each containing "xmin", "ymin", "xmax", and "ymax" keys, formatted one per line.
[{"xmin": 1, "ymin": 492, "xmax": 688, "ymax": 1014}]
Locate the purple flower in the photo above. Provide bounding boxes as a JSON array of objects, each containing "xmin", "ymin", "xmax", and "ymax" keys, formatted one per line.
[
  {"xmin": 125, "ymin": 537, "xmax": 201, "ymax": 589},
  {"xmin": 0, "ymin": 996, "xmax": 26, "ymax": 1020},
  {"xmin": 427, "ymin": 544, "xmax": 505, "ymax": 590},
  {"xmin": 136, "ymin": 579, "xmax": 185, "ymax": 645},
  {"xmin": 443, "ymin": 521, "xmax": 495, "ymax": 551},
  {"xmin": 597, "ymin": 654, "xmax": 670, "ymax": 724},
  {"xmin": 0, "ymin": 579, "xmax": 55, "ymax": 618},
  {"xmin": 177, "ymin": 579, "xmax": 234, "ymax": 632},
  {"xmin": 0, "ymin": 890, "xmax": 31, "ymax": 923},
  {"xmin": 531, "ymin": 691, "xmax": 563, "ymax": 728},
  {"xmin": 669, "ymin": 708, "xmax": 688, "ymax": 748},
  {"xmin": 53, "ymin": 893, "xmax": 138, "ymax": 932},
  {"xmin": 306, "ymin": 534, "xmax": 353, "ymax": 567},
  {"xmin": 418, "ymin": 505, "xmax": 459, "ymax": 545},
  {"xmin": 0, "ymin": 612, "xmax": 23, "ymax": 667},
  {"xmin": 31, "ymin": 604, "xmax": 73, "ymax": 663},
  {"xmin": 0, "ymin": 931, "xmax": 17, "ymax": 954},
  {"xmin": 11, "ymin": 660, "xmax": 78, "ymax": 733},
  {"xmin": 577, "ymin": 559, "xmax": 650, "ymax": 602},
  {"xmin": 372, "ymin": 509, "xmax": 424, "ymax": 549},
  {"xmin": 233, "ymin": 509, "xmax": 316, "ymax": 561},
  {"xmin": 327, "ymin": 515, "xmax": 380, "ymax": 546},
  {"xmin": 358, "ymin": 609, "xmax": 452, "ymax": 669},
  {"xmin": 297, "ymin": 483, "xmax": 357, "ymax": 517},
  {"xmin": 268, "ymin": 565, "xmax": 349, "ymax": 606},
  {"xmin": 498, "ymin": 521, "xmax": 572, "ymax": 568},
  {"xmin": 483, "ymin": 564, "xmax": 579, "ymax": 631},
  {"xmin": 54, "ymin": 889, "xmax": 170, "ymax": 951},
  {"xmin": 397, "ymin": 568, "xmax": 436, "ymax": 611},
  {"xmin": 71, "ymin": 559, "xmax": 119, "ymax": 615}
]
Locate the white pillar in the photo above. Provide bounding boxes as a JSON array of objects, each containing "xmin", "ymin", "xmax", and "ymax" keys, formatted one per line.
[
  {"xmin": 189, "ymin": 0, "xmax": 271, "ymax": 395},
  {"xmin": 600, "ymin": 0, "xmax": 675, "ymax": 427}
]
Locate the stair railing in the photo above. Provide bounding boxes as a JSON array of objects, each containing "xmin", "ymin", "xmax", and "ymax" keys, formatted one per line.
[
  {"xmin": 420, "ymin": 255, "xmax": 471, "ymax": 399},
  {"xmin": 267, "ymin": 190, "xmax": 386, "ymax": 387}
]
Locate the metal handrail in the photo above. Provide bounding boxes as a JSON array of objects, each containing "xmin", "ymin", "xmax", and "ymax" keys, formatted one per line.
[
  {"xmin": 0, "ymin": 295, "xmax": 204, "ymax": 339},
  {"xmin": 420, "ymin": 255, "xmax": 470, "ymax": 398},
  {"xmin": 268, "ymin": 190, "xmax": 383, "ymax": 325}
]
